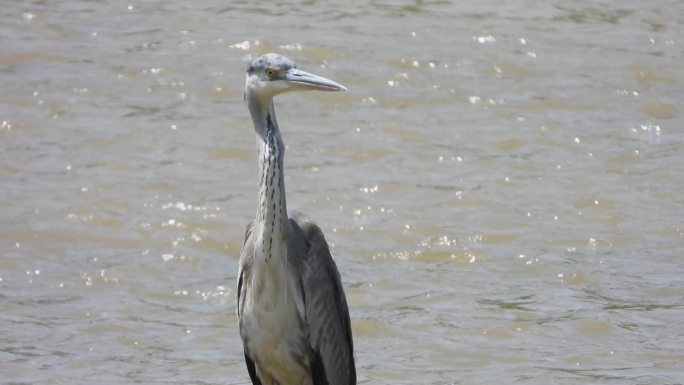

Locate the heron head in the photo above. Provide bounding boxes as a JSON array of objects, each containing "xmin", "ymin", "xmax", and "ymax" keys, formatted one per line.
[{"xmin": 244, "ymin": 53, "xmax": 346, "ymax": 102}]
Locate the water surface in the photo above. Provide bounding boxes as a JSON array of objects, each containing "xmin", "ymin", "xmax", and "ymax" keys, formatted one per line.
[{"xmin": 1, "ymin": 1, "xmax": 683, "ymax": 384}]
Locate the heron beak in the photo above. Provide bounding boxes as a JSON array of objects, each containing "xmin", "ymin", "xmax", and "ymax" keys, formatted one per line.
[{"xmin": 285, "ymin": 68, "xmax": 347, "ymax": 92}]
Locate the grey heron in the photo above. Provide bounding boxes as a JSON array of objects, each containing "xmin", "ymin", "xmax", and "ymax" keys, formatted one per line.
[{"xmin": 236, "ymin": 53, "xmax": 356, "ymax": 385}]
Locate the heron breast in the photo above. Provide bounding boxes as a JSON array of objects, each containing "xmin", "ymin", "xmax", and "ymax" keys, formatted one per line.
[
  {"xmin": 241, "ymin": 243, "xmax": 310, "ymax": 383},
  {"xmin": 242, "ymin": 295, "xmax": 310, "ymax": 385}
]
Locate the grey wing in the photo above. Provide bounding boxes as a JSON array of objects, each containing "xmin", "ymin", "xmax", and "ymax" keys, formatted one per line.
[
  {"xmin": 237, "ymin": 221, "xmax": 254, "ymax": 319},
  {"xmin": 243, "ymin": 351, "xmax": 263, "ymax": 385},
  {"xmin": 290, "ymin": 216, "xmax": 356, "ymax": 385},
  {"xmin": 238, "ymin": 222, "xmax": 262, "ymax": 385}
]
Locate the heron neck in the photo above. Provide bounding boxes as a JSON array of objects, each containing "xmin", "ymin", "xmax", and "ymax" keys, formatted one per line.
[{"xmin": 252, "ymin": 100, "xmax": 289, "ymax": 248}]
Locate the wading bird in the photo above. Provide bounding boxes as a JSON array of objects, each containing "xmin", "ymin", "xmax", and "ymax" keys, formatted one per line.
[{"xmin": 236, "ymin": 53, "xmax": 356, "ymax": 385}]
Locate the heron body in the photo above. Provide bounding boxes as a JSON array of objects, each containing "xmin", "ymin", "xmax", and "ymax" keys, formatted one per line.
[{"xmin": 237, "ymin": 53, "xmax": 356, "ymax": 385}]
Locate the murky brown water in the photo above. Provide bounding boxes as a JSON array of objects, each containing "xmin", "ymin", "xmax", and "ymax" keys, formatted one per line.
[{"xmin": 2, "ymin": 1, "xmax": 684, "ymax": 384}]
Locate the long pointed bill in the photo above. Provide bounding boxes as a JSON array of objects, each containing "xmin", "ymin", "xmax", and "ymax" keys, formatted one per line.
[{"xmin": 285, "ymin": 68, "xmax": 347, "ymax": 92}]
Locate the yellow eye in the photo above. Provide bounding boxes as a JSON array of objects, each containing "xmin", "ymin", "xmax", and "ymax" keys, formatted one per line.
[{"xmin": 265, "ymin": 68, "xmax": 276, "ymax": 78}]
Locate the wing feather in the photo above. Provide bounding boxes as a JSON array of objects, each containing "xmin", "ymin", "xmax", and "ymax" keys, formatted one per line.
[
  {"xmin": 244, "ymin": 351, "xmax": 263, "ymax": 385},
  {"xmin": 237, "ymin": 221, "xmax": 254, "ymax": 318},
  {"xmin": 290, "ymin": 215, "xmax": 356, "ymax": 385},
  {"xmin": 237, "ymin": 221, "xmax": 257, "ymax": 380}
]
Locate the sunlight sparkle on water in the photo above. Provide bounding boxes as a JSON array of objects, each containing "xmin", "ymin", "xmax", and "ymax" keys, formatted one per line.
[{"xmin": 475, "ymin": 35, "xmax": 496, "ymax": 44}]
